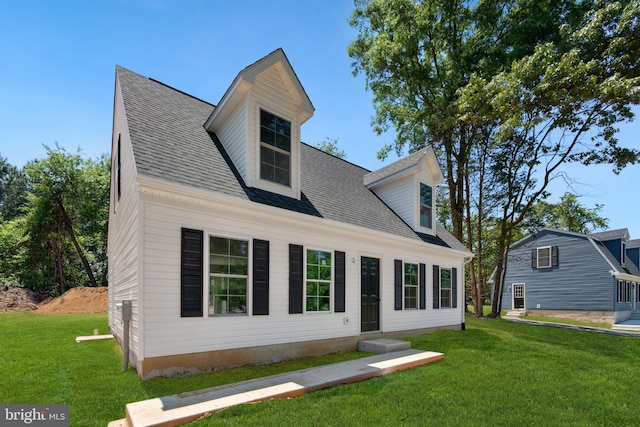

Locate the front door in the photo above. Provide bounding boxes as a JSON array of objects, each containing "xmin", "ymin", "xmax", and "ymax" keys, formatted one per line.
[
  {"xmin": 361, "ymin": 257, "xmax": 380, "ymax": 332},
  {"xmin": 512, "ymin": 283, "xmax": 525, "ymax": 309}
]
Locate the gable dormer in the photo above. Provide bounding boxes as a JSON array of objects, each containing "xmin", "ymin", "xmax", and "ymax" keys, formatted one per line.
[
  {"xmin": 364, "ymin": 146, "xmax": 444, "ymax": 235},
  {"xmin": 627, "ymin": 240, "xmax": 640, "ymax": 269},
  {"xmin": 591, "ymin": 228, "xmax": 630, "ymax": 266},
  {"xmin": 204, "ymin": 49, "xmax": 314, "ymax": 199}
]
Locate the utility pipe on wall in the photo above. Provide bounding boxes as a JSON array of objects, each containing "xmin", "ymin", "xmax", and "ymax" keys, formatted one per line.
[{"xmin": 121, "ymin": 300, "xmax": 132, "ymax": 372}]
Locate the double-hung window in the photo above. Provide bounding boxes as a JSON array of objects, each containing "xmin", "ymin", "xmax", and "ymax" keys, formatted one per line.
[
  {"xmin": 209, "ymin": 236, "xmax": 249, "ymax": 315},
  {"xmin": 306, "ymin": 249, "xmax": 332, "ymax": 312},
  {"xmin": 440, "ymin": 268, "xmax": 452, "ymax": 308},
  {"xmin": 260, "ymin": 109, "xmax": 291, "ymax": 187},
  {"xmin": 404, "ymin": 263, "xmax": 418, "ymax": 309},
  {"xmin": 537, "ymin": 247, "xmax": 552, "ymax": 268},
  {"xmin": 419, "ymin": 183, "xmax": 432, "ymax": 228}
]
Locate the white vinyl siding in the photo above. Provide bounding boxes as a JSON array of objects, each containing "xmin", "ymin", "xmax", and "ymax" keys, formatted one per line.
[
  {"xmin": 108, "ymin": 78, "xmax": 143, "ymax": 366},
  {"xmin": 372, "ymin": 177, "xmax": 415, "ymax": 227},
  {"xmin": 137, "ymin": 191, "xmax": 464, "ymax": 360},
  {"xmin": 216, "ymin": 101, "xmax": 248, "ymax": 180}
]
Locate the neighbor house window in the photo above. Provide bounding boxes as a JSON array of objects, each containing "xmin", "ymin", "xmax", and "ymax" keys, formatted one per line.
[
  {"xmin": 420, "ymin": 183, "xmax": 432, "ymax": 228},
  {"xmin": 617, "ymin": 280, "xmax": 631, "ymax": 304},
  {"xmin": 537, "ymin": 247, "xmax": 551, "ymax": 268},
  {"xmin": 404, "ymin": 263, "xmax": 418, "ymax": 309},
  {"xmin": 622, "ymin": 242, "xmax": 626, "ymax": 266},
  {"xmin": 209, "ymin": 236, "xmax": 248, "ymax": 315},
  {"xmin": 440, "ymin": 268, "xmax": 452, "ymax": 308},
  {"xmin": 306, "ymin": 249, "xmax": 331, "ymax": 312},
  {"xmin": 260, "ymin": 109, "xmax": 291, "ymax": 186}
]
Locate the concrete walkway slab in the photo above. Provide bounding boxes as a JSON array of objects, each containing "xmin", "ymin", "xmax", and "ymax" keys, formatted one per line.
[{"xmin": 118, "ymin": 349, "xmax": 443, "ymax": 427}]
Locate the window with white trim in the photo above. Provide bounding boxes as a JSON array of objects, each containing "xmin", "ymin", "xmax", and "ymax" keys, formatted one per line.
[
  {"xmin": 260, "ymin": 109, "xmax": 291, "ymax": 187},
  {"xmin": 209, "ymin": 236, "xmax": 249, "ymax": 315},
  {"xmin": 537, "ymin": 247, "xmax": 551, "ymax": 268},
  {"xmin": 419, "ymin": 183, "xmax": 432, "ymax": 229},
  {"xmin": 617, "ymin": 279, "xmax": 631, "ymax": 304},
  {"xmin": 306, "ymin": 249, "xmax": 332, "ymax": 312},
  {"xmin": 440, "ymin": 268, "xmax": 452, "ymax": 308},
  {"xmin": 404, "ymin": 263, "xmax": 418, "ymax": 309}
]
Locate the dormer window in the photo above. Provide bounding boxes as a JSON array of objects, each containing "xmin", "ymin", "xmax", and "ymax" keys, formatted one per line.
[
  {"xmin": 260, "ymin": 109, "xmax": 291, "ymax": 187},
  {"xmin": 622, "ymin": 241, "xmax": 626, "ymax": 266},
  {"xmin": 420, "ymin": 183, "xmax": 433, "ymax": 229}
]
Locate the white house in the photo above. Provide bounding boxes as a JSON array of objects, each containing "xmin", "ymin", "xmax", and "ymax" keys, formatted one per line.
[{"xmin": 107, "ymin": 48, "xmax": 472, "ymax": 379}]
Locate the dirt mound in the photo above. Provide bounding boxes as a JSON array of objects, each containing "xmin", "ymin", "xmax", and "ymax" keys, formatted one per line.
[
  {"xmin": 0, "ymin": 286, "xmax": 46, "ymax": 312},
  {"xmin": 36, "ymin": 287, "xmax": 108, "ymax": 314}
]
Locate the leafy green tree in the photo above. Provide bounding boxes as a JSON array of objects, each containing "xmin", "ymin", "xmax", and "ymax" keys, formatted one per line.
[
  {"xmin": 314, "ymin": 137, "xmax": 347, "ymax": 159},
  {"xmin": 349, "ymin": 0, "xmax": 639, "ymax": 317},
  {"xmin": 524, "ymin": 193, "xmax": 609, "ymax": 234},
  {"xmin": 349, "ymin": 0, "xmax": 592, "ymax": 316},
  {"xmin": 0, "ymin": 155, "xmax": 27, "ymax": 221},
  {"xmin": 0, "ymin": 216, "xmax": 24, "ymax": 286},
  {"xmin": 457, "ymin": 0, "xmax": 640, "ymax": 316},
  {"xmin": 20, "ymin": 146, "xmax": 109, "ymax": 295}
]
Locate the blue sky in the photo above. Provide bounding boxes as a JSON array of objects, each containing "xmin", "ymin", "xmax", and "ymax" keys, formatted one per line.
[{"xmin": 1, "ymin": 1, "xmax": 638, "ymax": 237}]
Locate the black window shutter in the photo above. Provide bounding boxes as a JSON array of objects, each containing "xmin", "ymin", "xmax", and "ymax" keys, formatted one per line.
[
  {"xmin": 419, "ymin": 263, "xmax": 426, "ymax": 310},
  {"xmin": 181, "ymin": 228, "xmax": 203, "ymax": 317},
  {"xmin": 551, "ymin": 246, "xmax": 558, "ymax": 266},
  {"xmin": 335, "ymin": 251, "xmax": 346, "ymax": 313},
  {"xmin": 116, "ymin": 134, "xmax": 121, "ymax": 201},
  {"xmin": 531, "ymin": 249, "xmax": 537, "ymax": 268},
  {"xmin": 433, "ymin": 265, "xmax": 440, "ymax": 309},
  {"xmin": 452, "ymin": 267, "xmax": 458, "ymax": 308},
  {"xmin": 394, "ymin": 259, "xmax": 403, "ymax": 310},
  {"xmin": 253, "ymin": 239, "xmax": 270, "ymax": 315},
  {"xmin": 289, "ymin": 244, "xmax": 304, "ymax": 314}
]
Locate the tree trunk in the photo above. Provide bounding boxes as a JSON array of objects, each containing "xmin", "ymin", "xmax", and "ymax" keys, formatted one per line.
[
  {"xmin": 57, "ymin": 198, "xmax": 98, "ymax": 288},
  {"xmin": 53, "ymin": 236, "xmax": 65, "ymax": 295}
]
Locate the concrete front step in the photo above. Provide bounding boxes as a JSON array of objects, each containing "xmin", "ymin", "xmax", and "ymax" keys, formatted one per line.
[
  {"xmin": 357, "ymin": 338, "xmax": 411, "ymax": 354},
  {"xmin": 115, "ymin": 349, "xmax": 443, "ymax": 427},
  {"xmin": 504, "ymin": 310, "xmax": 526, "ymax": 318},
  {"xmin": 612, "ymin": 319, "xmax": 640, "ymax": 332}
]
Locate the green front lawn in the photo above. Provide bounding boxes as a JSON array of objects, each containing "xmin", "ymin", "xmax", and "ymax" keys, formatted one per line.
[{"xmin": 1, "ymin": 312, "xmax": 639, "ymax": 426}]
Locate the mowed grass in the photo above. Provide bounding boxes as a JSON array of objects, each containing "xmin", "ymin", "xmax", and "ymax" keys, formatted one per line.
[{"xmin": 1, "ymin": 312, "xmax": 639, "ymax": 426}]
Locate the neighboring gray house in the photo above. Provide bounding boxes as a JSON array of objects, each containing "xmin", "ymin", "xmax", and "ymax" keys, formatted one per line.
[
  {"xmin": 107, "ymin": 49, "xmax": 471, "ymax": 379},
  {"xmin": 501, "ymin": 228, "xmax": 640, "ymax": 324}
]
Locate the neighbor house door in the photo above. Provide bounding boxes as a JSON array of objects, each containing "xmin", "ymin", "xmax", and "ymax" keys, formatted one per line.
[
  {"xmin": 512, "ymin": 283, "xmax": 525, "ymax": 309},
  {"xmin": 361, "ymin": 257, "xmax": 380, "ymax": 332}
]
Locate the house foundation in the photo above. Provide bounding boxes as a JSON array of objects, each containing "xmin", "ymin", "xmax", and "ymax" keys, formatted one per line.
[{"xmin": 133, "ymin": 324, "xmax": 460, "ymax": 380}]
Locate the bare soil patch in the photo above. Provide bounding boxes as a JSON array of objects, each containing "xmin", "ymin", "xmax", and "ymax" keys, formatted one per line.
[
  {"xmin": 0, "ymin": 286, "xmax": 45, "ymax": 312},
  {"xmin": 1, "ymin": 286, "xmax": 108, "ymax": 313},
  {"xmin": 36, "ymin": 287, "xmax": 108, "ymax": 314}
]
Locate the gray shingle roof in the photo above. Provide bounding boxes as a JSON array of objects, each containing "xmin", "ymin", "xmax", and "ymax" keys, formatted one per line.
[
  {"xmin": 590, "ymin": 228, "xmax": 629, "ymax": 241},
  {"xmin": 363, "ymin": 147, "xmax": 430, "ymax": 187},
  {"xmin": 116, "ymin": 66, "xmax": 469, "ymax": 254},
  {"xmin": 627, "ymin": 239, "xmax": 640, "ymax": 249}
]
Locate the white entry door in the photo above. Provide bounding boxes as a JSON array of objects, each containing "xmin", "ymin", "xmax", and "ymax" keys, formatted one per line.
[{"xmin": 512, "ymin": 283, "xmax": 525, "ymax": 310}]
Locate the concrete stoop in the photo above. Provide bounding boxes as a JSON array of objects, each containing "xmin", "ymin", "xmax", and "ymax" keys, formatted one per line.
[
  {"xmin": 612, "ymin": 319, "xmax": 640, "ymax": 332},
  {"xmin": 503, "ymin": 310, "xmax": 526, "ymax": 318},
  {"xmin": 109, "ymin": 349, "xmax": 443, "ymax": 427},
  {"xmin": 357, "ymin": 338, "xmax": 411, "ymax": 353}
]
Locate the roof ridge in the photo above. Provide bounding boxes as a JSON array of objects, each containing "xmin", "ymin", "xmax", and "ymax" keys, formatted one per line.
[
  {"xmin": 148, "ymin": 78, "xmax": 214, "ymax": 107},
  {"xmin": 116, "ymin": 65, "xmax": 214, "ymax": 107},
  {"xmin": 301, "ymin": 141, "xmax": 371, "ymax": 173}
]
